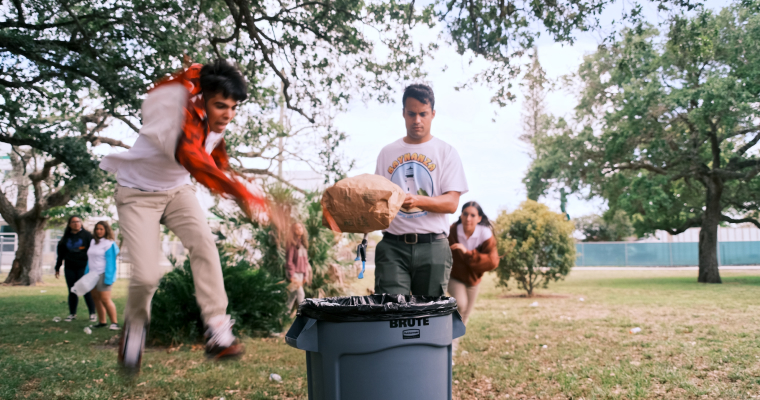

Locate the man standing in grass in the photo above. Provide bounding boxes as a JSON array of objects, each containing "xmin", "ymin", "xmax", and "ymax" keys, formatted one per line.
[
  {"xmin": 373, "ymin": 84, "xmax": 468, "ymax": 296},
  {"xmin": 101, "ymin": 59, "xmax": 263, "ymax": 373}
]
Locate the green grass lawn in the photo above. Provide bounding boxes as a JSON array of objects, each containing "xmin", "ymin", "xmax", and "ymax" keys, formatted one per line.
[{"xmin": 2, "ymin": 269, "xmax": 760, "ymax": 399}]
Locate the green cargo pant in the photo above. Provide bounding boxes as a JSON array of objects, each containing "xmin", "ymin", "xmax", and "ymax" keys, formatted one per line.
[{"xmin": 374, "ymin": 238, "xmax": 453, "ymax": 296}]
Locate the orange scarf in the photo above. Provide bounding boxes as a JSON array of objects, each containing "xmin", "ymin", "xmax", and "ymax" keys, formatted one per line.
[{"xmin": 150, "ymin": 64, "xmax": 265, "ymax": 215}]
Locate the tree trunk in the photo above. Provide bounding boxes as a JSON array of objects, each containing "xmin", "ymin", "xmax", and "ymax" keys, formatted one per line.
[
  {"xmin": 3, "ymin": 217, "xmax": 47, "ymax": 286},
  {"xmin": 698, "ymin": 178, "xmax": 722, "ymax": 284}
]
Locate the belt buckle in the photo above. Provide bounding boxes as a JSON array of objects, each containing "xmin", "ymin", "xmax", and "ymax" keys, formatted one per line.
[{"xmin": 404, "ymin": 233, "xmax": 418, "ymax": 244}]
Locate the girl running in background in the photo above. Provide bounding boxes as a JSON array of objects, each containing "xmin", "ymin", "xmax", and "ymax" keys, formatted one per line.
[
  {"xmin": 87, "ymin": 221, "xmax": 120, "ymax": 330},
  {"xmin": 447, "ymin": 201, "xmax": 499, "ymax": 325},
  {"xmin": 285, "ymin": 222, "xmax": 312, "ymax": 317}
]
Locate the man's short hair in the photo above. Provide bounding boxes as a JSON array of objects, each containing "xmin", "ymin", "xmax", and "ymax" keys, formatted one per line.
[
  {"xmin": 402, "ymin": 84, "xmax": 435, "ymax": 110},
  {"xmin": 200, "ymin": 59, "xmax": 248, "ymax": 102}
]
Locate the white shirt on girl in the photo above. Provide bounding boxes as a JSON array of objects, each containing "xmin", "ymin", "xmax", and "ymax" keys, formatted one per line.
[
  {"xmin": 86, "ymin": 238, "xmax": 114, "ymax": 275},
  {"xmin": 456, "ymin": 224, "xmax": 492, "ymax": 251}
]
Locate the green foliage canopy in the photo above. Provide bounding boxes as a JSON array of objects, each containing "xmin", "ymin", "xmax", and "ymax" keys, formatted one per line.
[{"xmin": 437, "ymin": 0, "xmax": 700, "ymax": 106}]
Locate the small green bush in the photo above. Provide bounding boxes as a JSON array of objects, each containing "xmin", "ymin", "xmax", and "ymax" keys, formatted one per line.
[
  {"xmin": 495, "ymin": 200, "xmax": 576, "ymax": 296},
  {"xmin": 149, "ymin": 249, "xmax": 288, "ymax": 345}
]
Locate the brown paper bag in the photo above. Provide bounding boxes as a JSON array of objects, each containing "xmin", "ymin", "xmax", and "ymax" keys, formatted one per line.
[{"xmin": 321, "ymin": 174, "xmax": 405, "ymax": 233}]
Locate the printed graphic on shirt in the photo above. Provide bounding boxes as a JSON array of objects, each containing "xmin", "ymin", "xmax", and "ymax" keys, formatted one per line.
[
  {"xmin": 66, "ymin": 238, "xmax": 85, "ymax": 252},
  {"xmin": 387, "ymin": 153, "xmax": 436, "ymax": 218}
]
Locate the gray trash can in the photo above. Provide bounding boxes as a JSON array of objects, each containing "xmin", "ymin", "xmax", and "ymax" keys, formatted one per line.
[{"xmin": 286, "ymin": 294, "xmax": 466, "ymax": 400}]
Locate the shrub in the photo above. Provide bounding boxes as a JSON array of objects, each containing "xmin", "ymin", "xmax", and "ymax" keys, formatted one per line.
[
  {"xmin": 494, "ymin": 200, "xmax": 576, "ymax": 296},
  {"xmin": 149, "ymin": 249, "xmax": 288, "ymax": 345}
]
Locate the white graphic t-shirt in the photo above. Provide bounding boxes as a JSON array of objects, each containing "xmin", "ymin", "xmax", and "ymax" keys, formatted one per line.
[{"xmin": 375, "ymin": 137, "xmax": 468, "ymax": 236}]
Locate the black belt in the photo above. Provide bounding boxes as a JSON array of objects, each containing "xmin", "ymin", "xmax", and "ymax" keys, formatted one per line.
[{"xmin": 382, "ymin": 232, "xmax": 447, "ymax": 244}]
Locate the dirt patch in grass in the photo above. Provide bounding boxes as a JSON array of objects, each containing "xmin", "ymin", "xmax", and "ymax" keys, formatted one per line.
[{"xmin": 499, "ymin": 292, "xmax": 573, "ymax": 299}]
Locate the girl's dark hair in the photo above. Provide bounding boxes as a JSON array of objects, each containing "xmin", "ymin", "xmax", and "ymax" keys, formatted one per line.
[
  {"xmin": 93, "ymin": 221, "xmax": 115, "ymax": 244},
  {"xmin": 200, "ymin": 59, "xmax": 248, "ymax": 101},
  {"xmin": 63, "ymin": 215, "xmax": 86, "ymax": 238},
  {"xmin": 456, "ymin": 201, "xmax": 492, "ymax": 228}
]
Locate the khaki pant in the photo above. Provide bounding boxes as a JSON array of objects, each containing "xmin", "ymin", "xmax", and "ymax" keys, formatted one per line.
[
  {"xmin": 285, "ymin": 273, "xmax": 305, "ymax": 312},
  {"xmin": 447, "ymin": 278, "xmax": 480, "ymax": 325},
  {"xmin": 116, "ymin": 185, "xmax": 227, "ymax": 326},
  {"xmin": 447, "ymin": 277, "xmax": 480, "ymax": 354}
]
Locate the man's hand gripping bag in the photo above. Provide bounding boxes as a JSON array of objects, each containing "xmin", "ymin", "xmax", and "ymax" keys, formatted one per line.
[{"xmin": 321, "ymin": 174, "xmax": 405, "ymax": 233}]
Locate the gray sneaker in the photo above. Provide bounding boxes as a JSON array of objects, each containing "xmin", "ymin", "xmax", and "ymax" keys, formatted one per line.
[
  {"xmin": 118, "ymin": 321, "xmax": 147, "ymax": 374},
  {"xmin": 64, "ymin": 314, "xmax": 76, "ymax": 322},
  {"xmin": 90, "ymin": 314, "xmax": 97, "ymax": 322}
]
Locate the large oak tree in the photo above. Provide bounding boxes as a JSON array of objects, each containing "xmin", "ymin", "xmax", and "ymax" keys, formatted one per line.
[{"xmin": 525, "ymin": 2, "xmax": 760, "ymax": 283}]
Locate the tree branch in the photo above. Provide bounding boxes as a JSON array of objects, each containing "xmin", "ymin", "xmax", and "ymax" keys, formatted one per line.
[
  {"xmin": 0, "ymin": 135, "xmax": 39, "ymax": 147},
  {"xmin": 11, "ymin": 0, "xmax": 25, "ymax": 24},
  {"xmin": 613, "ymin": 161, "xmax": 667, "ymax": 175},
  {"xmin": 88, "ymin": 136, "xmax": 131, "ymax": 149},
  {"xmin": 233, "ymin": 0, "xmax": 315, "ymax": 123},
  {"xmin": 663, "ymin": 216, "xmax": 702, "ymax": 235},
  {"xmin": 727, "ymin": 131, "xmax": 760, "ymax": 168},
  {"xmin": 0, "ymin": 189, "xmax": 19, "ymax": 232},
  {"xmin": 42, "ymin": 184, "xmax": 74, "ymax": 209},
  {"xmin": 240, "ymin": 168, "xmax": 306, "ymax": 194},
  {"xmin": 0, "ymin": 10, "xmax": 115, "ymax": 30},
  {"xmin": 112, "ymin": 114, "xmax": 140, "ymax": 133},
  {"xmin": 724, "ymin": 125, "xmax": 760, "ymax": 141},
  {"xmin": 0, "ymin": 75, "xmax": 45, "ymax": 89},
  {"xmin": 721, "ymin": 215, "xmax": 760, "ymax": 229},
  {"xmin": 28, "ymin": 158, "xmax": 62, "ymax": 183}
]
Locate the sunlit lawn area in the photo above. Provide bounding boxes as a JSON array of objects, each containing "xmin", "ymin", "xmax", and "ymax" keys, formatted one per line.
[{"xmin": 2, "ymin": 269, "xmax": 760, "ymax": 399}]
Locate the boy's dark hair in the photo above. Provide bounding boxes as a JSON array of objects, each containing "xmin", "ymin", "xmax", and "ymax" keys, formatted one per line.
[
  {"xmin": 402, "ymin": 84, "xmax": 435, "ymax": 110},
  {"xmin": 200, "ymin": 59, "xmax": 248, "ymax": 102}
]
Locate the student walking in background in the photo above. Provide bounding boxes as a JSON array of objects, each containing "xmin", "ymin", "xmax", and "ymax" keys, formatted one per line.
[
  {"xmin": 447, "ymin": 201, "xmax": 499, "ymax": 326},
  {"xmin": 55, "ymin": 216, "xmax": 96, "ymax": 322},
  {"xmin": 87, "ymin": 221, "xmax": 121, "ymax": 330},
  {"xmin": 285, "ymin": 222, "xmax": 312, "ymax": 317}
]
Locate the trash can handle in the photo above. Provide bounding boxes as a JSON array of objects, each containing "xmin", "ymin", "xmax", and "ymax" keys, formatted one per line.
[
  {"xmin": 285, "ymin": 315, "xmax": 319, "ymax": 352},
  {"xmin": 452, "ymin": 310, "xmax": 466, "ymax": 340}
]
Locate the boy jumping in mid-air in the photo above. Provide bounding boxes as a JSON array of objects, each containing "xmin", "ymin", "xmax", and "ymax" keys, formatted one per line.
[{"xmin": 101, "ymin": 59, "xmax": 263, "ymax": 373}]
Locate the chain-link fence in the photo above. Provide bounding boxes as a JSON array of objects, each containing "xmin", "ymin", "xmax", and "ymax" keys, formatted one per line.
[{"xmin": 576, "ymin": 241, "xmax": 760, "ymax": 266}]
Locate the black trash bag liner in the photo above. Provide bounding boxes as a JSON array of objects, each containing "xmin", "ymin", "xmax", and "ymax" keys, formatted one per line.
[{"xmin": 298, "ymin": 294, "xmax": 458, "ymax": 322}]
